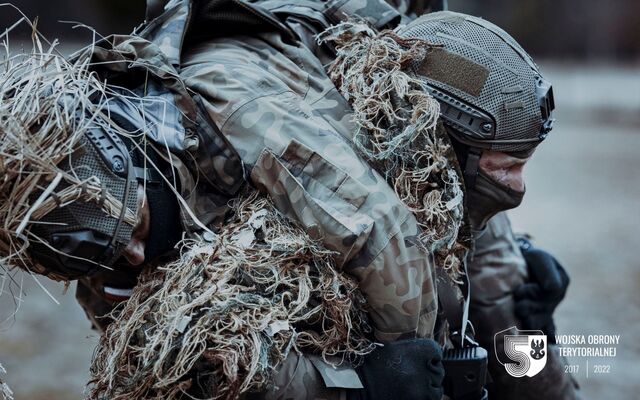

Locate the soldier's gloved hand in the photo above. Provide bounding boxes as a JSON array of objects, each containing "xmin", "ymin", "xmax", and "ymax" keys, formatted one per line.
[
  {"xmin": 348, "ymin": 338, "xmax": 445, "ymax": 400},
  {"xmin": 514, "ymin": 237, "xmax": 570, "ymax": 342}
]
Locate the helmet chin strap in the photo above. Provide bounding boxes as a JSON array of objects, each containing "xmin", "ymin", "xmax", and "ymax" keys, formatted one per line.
[
  {"xmin": 448, "ymin": 130, "xmax": 483, "ymax": 190},
  {"xmin": 463, "ymin": 148, "xmax": 482, "ymax": 189},
  {"xmin": 103, "ymin": 138, "xmax": 136, "ymax": 266}
]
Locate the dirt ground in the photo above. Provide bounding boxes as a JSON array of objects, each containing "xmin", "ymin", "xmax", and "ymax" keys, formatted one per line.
[{"xmin": 0, "ymin": 62, "xmax": 638, "ymax": 399}]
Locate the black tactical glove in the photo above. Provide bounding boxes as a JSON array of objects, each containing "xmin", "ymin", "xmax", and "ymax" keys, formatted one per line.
[
  {"xmin": 348, "ymin": 338, "xmax": 445, "ymax": 400},
  {"xmin": 514, "ymin": 237, "xmax": 570, "ymax": 342}
]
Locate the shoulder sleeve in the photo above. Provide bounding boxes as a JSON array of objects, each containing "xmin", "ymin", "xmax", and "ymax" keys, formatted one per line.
[{"xmin": 180, "ymin": 34, "xmax": 438, "ymax": 341}]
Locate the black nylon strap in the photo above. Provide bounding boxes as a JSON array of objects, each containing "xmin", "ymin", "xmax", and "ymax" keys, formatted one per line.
[
  {"xmin": 436, "ymin": 268, "xmax": 464, "ymax": 334},
  {"xmin": 463, "ymin": 149, "xmax": 481, "ymax": 189},
  {"xmin": 134, "ymin": 166, "xmax": 163, "ymax": 185}
]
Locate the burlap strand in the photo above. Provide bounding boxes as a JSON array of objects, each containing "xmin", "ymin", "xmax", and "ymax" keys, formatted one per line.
[
  {"xmin": 318, "ymin": 20, "xmax": 469, "ymax": 279},
  {"xmin": 0, "ymin": 18, "xmax": 136, "ymax": 282},
  {"xmin": 87, "ymin": 192, "xmax": 374, "ymax": 400}
]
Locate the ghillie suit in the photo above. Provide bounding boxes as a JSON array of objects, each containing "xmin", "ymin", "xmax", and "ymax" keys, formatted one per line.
[
  {"xmin": 318, "ymin": 21, "xmax": 470, "ymax": 280},
  {"xmin": 1, "ymin": 3, "xmax": 470, "ymax": 399},
  {"xmin": 88, "ymin": 192, "xmax": 374, "ymax": 400},
  {"xmin": 0, "ymin": 23, "xmax": 373, "ymax": 400},
  {"xmin": 84, "ymin": 17, "xmax": 472, "ymax": 396},
  {"xmin": 0, "ymin": 27, "xmax": 137, "ymax": 284}
]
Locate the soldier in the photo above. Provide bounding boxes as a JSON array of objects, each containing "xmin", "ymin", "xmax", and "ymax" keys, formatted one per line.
[
  {"xmin": 390, "ymin": 11, "xmax": 578, "ymax": 399},
  {"xmin": 0, "ymin": 1, "xmax": 577, "ymax": 399},
  {"xmin": 175, "ymin": 2, "xmax": 579, "ymax": 397}
]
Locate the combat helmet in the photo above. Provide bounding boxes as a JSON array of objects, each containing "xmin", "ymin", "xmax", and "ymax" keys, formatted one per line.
[
  {"xmin": 25, "ymin": 121, "xmax": 142, "ymax": 280},
  {"xmin": 0, "ymin": 47, "xmax": 153, "ymax": 281},
  {"xmin": 398, "ymin": 11, "xmax": 555, "ymax": 163}
]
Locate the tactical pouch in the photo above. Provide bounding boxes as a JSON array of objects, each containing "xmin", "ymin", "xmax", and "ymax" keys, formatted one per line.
[{"xmin": 442, "ymin": 346, "xmax": 489, "ymax": 400}]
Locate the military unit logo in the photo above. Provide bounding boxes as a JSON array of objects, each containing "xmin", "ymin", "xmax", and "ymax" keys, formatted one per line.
[{"xmin": 494, "ymin": 327, "xmax": 548, "ymax": 378}]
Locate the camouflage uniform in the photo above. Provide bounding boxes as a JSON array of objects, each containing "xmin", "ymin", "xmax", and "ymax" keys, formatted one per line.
[
  {"xmin": 78, "ymin": 0, "xmax": 437, "ymax": 397},
  {"xmin": 74, "ymin": 0, "xmax": 579, "ymax": 398},
  {"xmin": 180, "ymin": 30, "xmax": 437, "ymax": 344},
  {"xmin": 468, "ymin": 212, "xmax": 581, "ymax": 399}
]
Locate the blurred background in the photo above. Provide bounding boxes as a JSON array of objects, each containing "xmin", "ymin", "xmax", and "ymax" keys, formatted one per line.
[{"xmin": 0, "ymin": 0, "xmax": 638, "ymax": 399}]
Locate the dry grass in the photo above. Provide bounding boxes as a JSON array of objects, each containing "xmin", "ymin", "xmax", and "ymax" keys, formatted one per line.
[{"xmin": 0, "ymin": 362, "xmax": 13, "ymax": 400}]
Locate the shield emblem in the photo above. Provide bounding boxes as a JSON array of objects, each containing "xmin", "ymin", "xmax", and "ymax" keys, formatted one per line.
[{"xmin": 495, "ymin": 327, "xmax": 548, "ymax": 378}]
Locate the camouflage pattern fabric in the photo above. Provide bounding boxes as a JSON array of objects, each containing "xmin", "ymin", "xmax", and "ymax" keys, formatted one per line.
[
  {"xmin": 468, "ymin": 212, "xmax": 581, "ymax": 399},
  {"xmin": 244, "ymin": 352, "xmax": 360, "ymax": 400},
  {"xmin": 180, "ymin": 30, "xmax": 438, "ymax": 343},
  {"xmin": 73, "ymin": 0, "xmax": 580, "ymax": 397},
  {"xmin": 324, "ymin": 0, "xmax": 403, "ymax": 28},
  {"xmin": 138, "ymin": 0, "xmax": 190, "ymax": 66}
]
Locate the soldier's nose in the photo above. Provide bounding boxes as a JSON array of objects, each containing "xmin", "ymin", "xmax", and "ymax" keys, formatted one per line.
[{"xmin": 122, "ymin": 238, "xmax": 146, "ymax": 266}]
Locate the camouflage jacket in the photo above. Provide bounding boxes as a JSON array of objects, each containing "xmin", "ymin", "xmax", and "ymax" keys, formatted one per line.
[
  {"xmin": 78, "ymin": 0, "xmax": 438, "ymax": 343},
  {"xmin": 75, "ymin": 1, "xmax": 581, "ymax": 397}
]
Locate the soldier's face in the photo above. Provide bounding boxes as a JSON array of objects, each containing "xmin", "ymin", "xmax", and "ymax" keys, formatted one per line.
[
  {"xmin": 478, "ymin": 150, "xmax": 531, "ymax": 192},
  {"xmin": 122, "ymin": 183, "xmax": 150, "ymax": 266}
]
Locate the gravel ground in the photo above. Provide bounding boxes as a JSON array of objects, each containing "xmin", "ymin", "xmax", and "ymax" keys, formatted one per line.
[{"xmin": 0, "ymin": 62, "xmax": 638, "ymax": 399}]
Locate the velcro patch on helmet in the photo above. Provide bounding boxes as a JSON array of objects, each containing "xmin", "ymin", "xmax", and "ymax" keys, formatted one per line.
[{"xmin": 417, "ymin": 48, "xmax": 489, "ymax": 97}]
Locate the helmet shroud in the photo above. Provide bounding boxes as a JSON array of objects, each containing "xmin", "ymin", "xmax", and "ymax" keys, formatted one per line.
[
  {"xmin": 399, "ymin": 11, "xmax": 555, "ymax": 154},
  {"xmin": 0, "ymin": 31, "xmax": 138, "ymax": 281}
]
